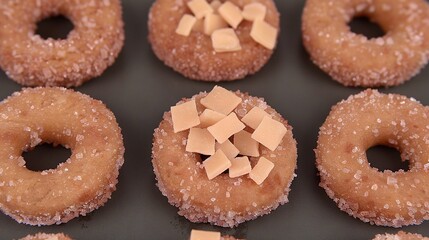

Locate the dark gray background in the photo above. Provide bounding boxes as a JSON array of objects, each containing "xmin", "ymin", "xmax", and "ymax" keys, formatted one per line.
[{"xmin": 2, "ymin": 0, "xmax": 429, "ymax": 239}]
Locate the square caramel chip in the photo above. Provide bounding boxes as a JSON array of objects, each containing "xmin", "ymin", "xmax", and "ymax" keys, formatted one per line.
[
  {"xmin": 210, "ymin": 0, "xmax": 222, "ymax": 12},
  {"xmin": 229, "ymin": 156, "xmax": 252, "ymax": 178},
  {"xmin": 215, "ymin": 139, "xmax": 239, "ymax": 160},
  {"xmin": 249, "ymin": 157, "xmax": 274, "ymax": 185},
  {"xmin": 234, "ymin": 130, "xmax": 260, "ymax": 157},
  {"xmin": 207, "ymin": 112, "xmax": 245, "ymax": 143},
  {"xmin": 199, "ymin": 109, "xmax": 226, "ymax": 128},
  {"xmin": 190, "ymin": 229, "xmax": 220, "ymax": 240},
  {"xmin": 186, "ymin": 128, "xmax": 215, "ymax": 155},
  {"xmin": 200, "ymin": 86, "xmax": 242, "ymax": 115},
  {"xmin": 242, "ymin": 2, "xmax": 267, "ymax": 21},
  {"xmin": 218, "ymin": 1, "xmax": 243, "ymax": 29},
  {"xmin": 250, "ymin": 19, "xmax": 278, "ymax": 50},
  {"xmin": 187, "ymin": 0, "xmax": 213, "ymax": 19},
  {"xmin": 203, "ymin": 149, "xmax": 231, "ymax": 180},
  {"xmin": 211, "ymin": 28, "xmax": 242, "ymax": 52},
  {"xmin": 204, "ymin": 13, "xmax": 228, "ymax": 35},
  {"xmin": 176, "ymin": 14, "xmax": 197, "ymax": 36},
  {"xmin": 251, "ymin": 116, "xmax": 287, "ymax": 151},
  {"xmin": 171, "ymin": 100, "xmax": 200, "ymax": 133},
  {"xmin": 241, "ymin": 106, "xmax": 271, "ymax": 129}
]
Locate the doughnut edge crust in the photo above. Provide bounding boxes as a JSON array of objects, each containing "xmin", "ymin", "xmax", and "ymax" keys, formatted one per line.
[
  {"xmin": 373, "ymin": 231, "xmax": 429, "ymax": 240},
  {"xmin": 20, "ymin": 233, "xmax": 72, "ymax": 240},
  {"xmin": 152, "ymin": 90, "xmax": 297, "ymax": 227},
  {"xmin": 302, "ymin": 0, "xmax": 429, "ymax": 87},
  {"xmin": 316, "ymin": 89, "xmax": 429, "ymax": 227},
  {"xmin": 148, "ymin": 0, "xmax": 280, "ymax": 82},
  {"xmin": 0, "ymin": 87, "xmax": 125, "ymax": 225},
  {"xmin": 0, "ymin": 0, "xmax": 125, "ymax": 87}
]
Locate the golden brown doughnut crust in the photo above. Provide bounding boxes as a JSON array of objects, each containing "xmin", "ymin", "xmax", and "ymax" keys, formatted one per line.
[
  {"xmin": 316, "ymin": 89, "xmax": 429, "ymax": 227},
  {"xmin": 373, "ymin": 231, "xmax": 429, "ymax": 240},
  {"xmin": 20, "ymin": 233, "xmax": 72, "ymax": 240},
  {"xmin": 152, "ymin": 91, "xmax": 297, "ymax": 227},
  {"xmin": 148, "ymin": 0, "xmax": 280, "ymax": 82},
  {"xmin": 0, "ymin": 87, "xmax": 124, "ymax": 225},
  {"xmin": 302, "ymin": 0, "xmax": 429, "ymax": 87},
  {"xmin": 0, "ymin": 0, "xmax": 124, "ymax": 87}
]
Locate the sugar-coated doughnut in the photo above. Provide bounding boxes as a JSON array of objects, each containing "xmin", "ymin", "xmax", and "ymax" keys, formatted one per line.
[
  {"xmin": 373, "ymin": 231, "xmax": 429, "ymax": 240},
  {"xmin": 148, "ymin": 0, "xmax": 280, "ymax": 82},
  {"xmin": 20, "ymin": 233, "xmax": 72, "ymax": 240},
  {"xmin": 316, "ymin": 89, "xmax": 429, "ymax": 227},
  {"xmin": 0, "ymin": 87, "xmax": 124, "ymax": 225},
  {"xmin": 302, "ymin": 0, "xmax": 429, "ymax": 87},
  {"xmin": 0, "ymin": 0, "xmax": 124, "ymax": 87},
  {"xmin": 152, "ymin": 90, "xmax": 297, "ymax": 227}
]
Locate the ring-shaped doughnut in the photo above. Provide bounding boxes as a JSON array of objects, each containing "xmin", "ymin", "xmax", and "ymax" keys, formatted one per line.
[
  {"xmin": 152, "ymin": 91, "xmax": 297, "ymax": 227},
  {"xmin": 0, "ymin": 87, "xmax": 124, "ymax": 225},
  {"xmin": 0, "ymin": 0, "xmax": 124, "ymax": 87},
  {"xmin": 302, "ymin": 0, "xmax": 429, "ymax": 87},
  {"xmin": 316, "ymin": 89, "xmax": 429, "ymax": 227},
  {"xmin": 20, "ymin": 233, "xmax": 72, "ymax": 240},
  {"xmin": 373, "ymin": 231, "xmax": 428, "ymax": 240},
  {"xmin": 148, "ymin": 0, "xmax": 280, "ymax": 82}
]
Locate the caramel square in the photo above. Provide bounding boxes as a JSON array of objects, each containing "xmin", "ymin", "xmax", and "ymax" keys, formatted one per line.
[
  {"xmin": 203, "ymin": 149, "xmax": 231, "ymax": 180},
  {"xmin": 242, "ymin": 2, "xmax": 267, "ymax": 21},
  {"xmin": 241, "ymin": 106, "xmax": 271, "ymax": 129},
  {"xmin": 187, "ymin": 0, "xmax": 213, "ymax": 19},
  {"xmin": 199, "ymin": 109, "xmax": 226, "ymax": 128},
  {"xmin": 251, "ymin": 116, "xmax": 286, "ymax": 151},
  {"xmin": 234, "ymin": 130, "xmax": 260, "ymax": 157},
  {"xmin": 211, "ymin": 28, "xmax": 242, "ymax": 52},
  {"xmin": 249, "ymin": 157, "xmax": 274, "ymax": 185},
  {"xmin": 207, "ymin": 112, "xmax": 245, "ymax": 143},
  {"xmin": 190, "ymin": 229, "xmax": 221, "ymax": 240},
  {"xmin": 215, "ymin": 139, "xmax": 239, "ymax": 160},
  {"xmin": 204, "ymin": 13, "xmax": 228, "ymax": 35},
  {"xmin": 218, "ymin": 1, "xmax": 243, "ymax": 29},
  {"xmin": 171, "ymin": 100, "xmax": 200, "ymax": 133},
  {"xmin": 186, "ymin": 128, "xmax": 215, "ymax": 155},
  {"xmin": 176, "ymin": 14, "xmax": 197, "ymax": 36},
  {"xmin": 200, "ymin": 86, "xmax": 242, "ymax": 115},
  {"xmin": 229, "ymin": 156, "xmax": 251, "ymax": 178},
  {"xmin": 250, "ymin": 19, "xmax": 278, "ymax": 50}
]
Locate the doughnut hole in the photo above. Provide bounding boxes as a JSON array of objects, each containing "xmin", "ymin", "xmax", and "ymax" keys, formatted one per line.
[
  {"xmin": 348, "ymin": 16, "xmax": 385, "ymax": 39},
  {"xmin": 366, "ymin": 145, "xmax": 409, "ymax": 172},
  {"xmin": 35, "ymin": 15, "xmax": 74, "ymax": 40},
  {"xmin": 23, "ymin": 143, "xmax": 71, "ymax": 172}
]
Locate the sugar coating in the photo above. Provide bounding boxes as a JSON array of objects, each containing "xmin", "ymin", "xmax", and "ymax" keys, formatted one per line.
[
  {"xmin": 0, "ymin": 0, "xmax": 124, "ymax": 87},
  {"xmin": 0, "ymin": 87, "xmax": 124, "ymax": 225},
  {"xmin": 302, "ymin": 0, "xmax": 429, "ymax": 87},
  {"xmin": 372, "ymin": 231, "xmax": 429, "ymax": 240},
  {"xmin": 152, "ymin": 90, "xmax": 297, "ymax": 227},
  {"xmin": 316, "ymin": 89, "xmax": 429, "ymax": 228},
  {"xmin": 148, "ymin": 0, "xmax": 280, "ymax": 82},
  {"xmin": 20, "ymin": 232, "xmax": 72, "ymax": 240}
]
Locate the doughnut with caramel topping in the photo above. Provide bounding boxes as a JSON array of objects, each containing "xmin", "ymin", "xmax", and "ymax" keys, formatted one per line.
[{"xmin": 152, "ymin": 87, "xmax": 297, "ymax": 227}]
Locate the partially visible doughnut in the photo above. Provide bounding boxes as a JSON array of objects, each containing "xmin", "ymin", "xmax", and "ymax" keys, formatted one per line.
[
  {"xmin": 373, "ymin": 231, "xmax": 428, "ymax": 240},
  {"xmin": 0, "ymin": 87, "xmax": 124, "ymax": 225},
  {"xmin": 152, "ymin": 90, "xmax": 297, "ymax": 227},
  {"xmin": 148, "ymin": 0, "xmax": 280, "ymax": 82},
  {"xmin": 20, "ymin": 233, "xmax": 72, "ymax": 240},
  {"xmin": 0, "ymin": 0, "xmax": 124, "ymax": 87},
  {"xmin": 302, "ymin": 0, "xmax": 429, "ymax": 87},
  {"xmin": 316, "ymin": 89, "xmax": 429, "ymax": 227}
]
